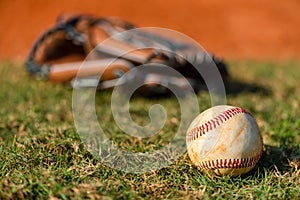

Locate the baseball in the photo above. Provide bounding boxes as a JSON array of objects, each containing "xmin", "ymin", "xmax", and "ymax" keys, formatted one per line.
[{"xmin": 186, "ymin": 105, "xmax": 263, "ymax": 176}]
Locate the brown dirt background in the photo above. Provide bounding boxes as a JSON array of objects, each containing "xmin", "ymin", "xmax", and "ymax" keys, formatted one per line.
[{"xmin": 0, "ymin": 0, "xmax": 299, "ymax": 61}]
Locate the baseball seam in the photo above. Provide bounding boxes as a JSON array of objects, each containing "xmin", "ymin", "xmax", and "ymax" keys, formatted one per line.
[
  {"xmin": 196, "ymin": 153, "xmax": 262, "ymax": 170},
  {"xmin": 186, "ymin": 107, "xmax": 250, "ymax": 142}
]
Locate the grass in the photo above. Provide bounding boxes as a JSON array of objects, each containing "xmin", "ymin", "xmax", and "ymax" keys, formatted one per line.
[{"xmin": 0, "ymin": 60, "xmax": 299, "ymax": 199}]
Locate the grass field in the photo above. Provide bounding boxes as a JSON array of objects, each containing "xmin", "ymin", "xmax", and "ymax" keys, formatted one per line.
[{"xmin": 0, "ymin": 61, "xmax": 299, "ymax": 199}]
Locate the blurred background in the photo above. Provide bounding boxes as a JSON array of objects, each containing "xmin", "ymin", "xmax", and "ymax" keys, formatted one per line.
[{"xmin": 0, "ymin": 0, "xmax": 299, "ymax": 61}]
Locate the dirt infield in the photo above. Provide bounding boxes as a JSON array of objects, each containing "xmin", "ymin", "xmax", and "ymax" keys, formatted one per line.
[{"xmin": 0, "ymin": 0, "xmax": 299, "ymax": 61}]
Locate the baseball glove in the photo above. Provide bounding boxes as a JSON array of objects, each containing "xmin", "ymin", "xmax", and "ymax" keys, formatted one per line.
[{"xmin": 26, "ymin": 14, "xmax": 229, "ymax": 96}]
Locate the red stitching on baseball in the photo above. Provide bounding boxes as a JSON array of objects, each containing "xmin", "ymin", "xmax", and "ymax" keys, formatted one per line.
[
  {"xmin": 187, "ymin": 107, "xmax": 250, "ymax": 142},
  {"xmin": 207, "ymin": 121, "xmax": 212, "ymax": 130},
  {"xmin": 198, "ymin": 153, "xmax": 262, "ymax": 170}
]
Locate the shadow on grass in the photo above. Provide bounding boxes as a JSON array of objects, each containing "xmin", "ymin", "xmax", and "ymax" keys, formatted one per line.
[
  {"xmin": 127, "ymin": 77, "xmax": 272, "ymax": 99},
  {"xmin": 225, "ymin": 79, "xmax": 272, "ymax": 96},
  {"xmin": 256, "ymin": 144, "xmax": 300, "ymax": 173}
]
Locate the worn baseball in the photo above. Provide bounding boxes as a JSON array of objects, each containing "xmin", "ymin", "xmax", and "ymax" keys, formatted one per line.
[{"xmin": 186, "ymin": 105, "xmax": 263, "ymax": 176}]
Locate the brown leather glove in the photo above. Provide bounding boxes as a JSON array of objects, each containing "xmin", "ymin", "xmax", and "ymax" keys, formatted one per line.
[{"xmin": 26, "ymin": 14, "xmax": 229, "ymax": 95}]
